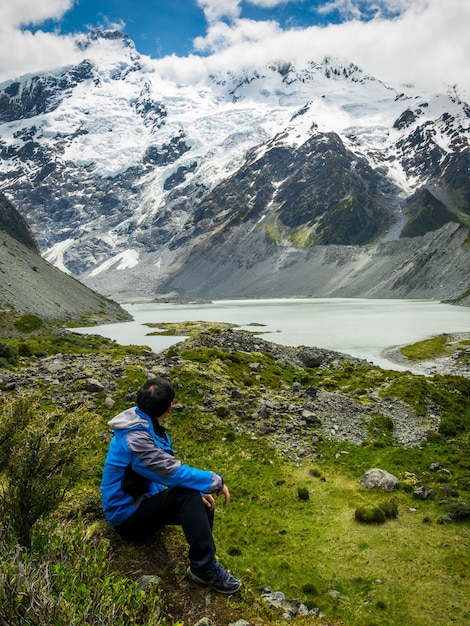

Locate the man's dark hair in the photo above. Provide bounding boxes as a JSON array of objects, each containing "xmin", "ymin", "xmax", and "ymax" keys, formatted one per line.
[{"xmin": 136, "ymin": 377, "xmax": 175, "ymax": 418}]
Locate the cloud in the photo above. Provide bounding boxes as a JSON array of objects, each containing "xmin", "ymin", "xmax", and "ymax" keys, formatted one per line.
[
  {"xmin": 0, "ymin": 0, "xmax": 468, "ymax": 98},
  {"xmin": 196, "ymin": 0, "xmax": 242, "ymax": 23},
  {"xmin": 0, "ymin": 0, "xmax": 79, "ymax": 83},
  {"xmin": 194, "ymin": 18, "xmax": 282, "ymax": 53},
  {"xmin": 0, "ymin": 0, "xmax": 74, "ymax": 27},
  {"xmin": 189, "ymin": 0, "xmax": 470, "ymax": 96},
  {"xmin": 317, "ymin": 0, "xmax": 423, "ymax": 19},
  {"xmin": 247, "ymin": 0, "xmax": 296, "ymax": 7}
]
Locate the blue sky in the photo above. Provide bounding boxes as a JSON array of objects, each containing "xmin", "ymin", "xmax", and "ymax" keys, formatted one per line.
[
  {"xmin": 28, "ymin": 1, "xmax": 408, "ymax": 59},
  {"xmin": 31, "ymin": 1, "xmax": 343, "ymax": 58},
  {"xmin": 1, "ymin": 0, "xmax": 469, "ymax": 95},
  {"xmin": 34, "ymin": 0, "xmax": 209, "ymax": 58}
]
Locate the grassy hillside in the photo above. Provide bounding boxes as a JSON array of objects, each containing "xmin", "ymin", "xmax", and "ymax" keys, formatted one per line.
[{"xmin": 0, "ymin": 324, "xmax": 469, "ymax": 626}]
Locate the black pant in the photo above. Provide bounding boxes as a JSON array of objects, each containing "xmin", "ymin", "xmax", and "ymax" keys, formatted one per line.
[{"xmin": 116, "ymin": 487, "xmax": 216, "ymax": 572}]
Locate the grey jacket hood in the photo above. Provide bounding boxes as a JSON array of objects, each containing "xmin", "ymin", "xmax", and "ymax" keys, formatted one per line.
[{"xmin": 108, "ymin": 407, "xmax": 148, "ymax": 431}]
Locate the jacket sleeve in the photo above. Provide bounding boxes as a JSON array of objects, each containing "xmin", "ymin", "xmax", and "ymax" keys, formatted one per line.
[{"xmin": 126, "ymin": 429, "xmax": 223, "ymax": 494}]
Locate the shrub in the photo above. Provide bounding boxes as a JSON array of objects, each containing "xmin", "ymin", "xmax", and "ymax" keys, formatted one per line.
[
  {"xmin": 18, "ymin": 341, "xmax": 32, "ymax": 357},
  {"xmin": 379, "ymin": 499, "xmax": 399, "ymax": 519},
  {"xmin": 297, "ymin": 486, "xmax": 310, "ymax": 501},
  {"xmin": 309, "ymin": 468, "xmax": 322, "ymax": 478},
  {"xmin": 14, "ymin": 314, "xmax": 43, "ymax": 333},
  {"xmin": 301, "ymin": 583, "xmax": 318, "ymax": 595},
  {"xmin": 355, "ymin": 506, "xmax": 386, "ymax": 524},
  {"xmin": 0, "ymin": 342, "xmax": 18, "ymax": 366},
  {"xmin": 438, "ymin": 419, "xmax": 457, "ymax": 437},
  {"xmin": 0, "ymin": 521, "xmax": 164, "ymax": 625},
  {"xmin": 449, "ymin": 503, "xmax": 470, "ymax": 521},
  {"xmin": 225, "ymin": 430, "xmax": 236, "ymax": 441},
  {"xmin": 0, "ymin": 397, "xmax": 94, "ymax": 547}
]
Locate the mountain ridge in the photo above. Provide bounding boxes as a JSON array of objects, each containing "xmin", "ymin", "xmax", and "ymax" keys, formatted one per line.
[
  {"xmin": 0, "ymin": 192, "xmax": 130, "ymax": 327},
  {"xmin": 0, "ymin": 29, "xmax": 469, "ymax": 303}
]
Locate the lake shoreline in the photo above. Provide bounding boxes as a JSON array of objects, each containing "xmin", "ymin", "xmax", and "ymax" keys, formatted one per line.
[{"xmin": 381, "ymin": 332, "xmax": 470, "ymax": 378}]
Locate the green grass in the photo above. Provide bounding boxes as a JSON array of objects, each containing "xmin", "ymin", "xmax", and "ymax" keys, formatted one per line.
[
  {"xmin": 175, "ymin": 425, "xmax": 470, "ymax": 626},
  {"xmin": 400, "ymin": 334, "xmax": 470, "ymax": 361},
  {"xmin": 1, "ymin": 328, "xmax": 469, "ymax": 625},
  {"xmin": 174, "ymin": 427, "xmax": 469, "ymax": 625},
  {"xmin": 146, "ymin": 320, "xmax": 236, "ymax": 336},
  {"xmin": 264, "ymin": 213, "xmax": 285, "ymax": 245},
  {"xmin": 0, "ymin": 332, "xmax": 151, "ymax": 359}
]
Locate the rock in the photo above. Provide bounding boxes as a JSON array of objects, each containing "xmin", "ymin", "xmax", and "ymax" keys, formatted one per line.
[
  {"xmin": 136, "ymin": 575, "xmax": 161, "ymax": 590},
  {"xmin": 194, "ymin": 619, "xmax": 213, "ymax": 626},
  {"xmin": 104, "ymin": 396, "xmax": 115, "ymax": 409},
  {"xmin": 360, "ymin": 468, "xmax": 400, "ymax": 492},
  {"xmin": 300, "ymin": 409, "xmax": 319, "ymax": 425},
  {"xmin": 298, "ymin": 347, "xmax": 329, "ymax": 368},
  {"xmin": 413, "ymin": 486, "xmax": 435, "ymax": 500},
  {"xmin": 261, "ymin": 590, "xmax": 311, "ymax": 619},
  {"xmin": 86, "ymin": 378, "xmax": 105, "ymax": 392}
]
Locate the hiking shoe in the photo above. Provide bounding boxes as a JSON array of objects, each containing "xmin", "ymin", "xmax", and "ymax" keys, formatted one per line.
[{"xmin": 186, "ymin": 562, "xmax": 241, "ymax": 594}]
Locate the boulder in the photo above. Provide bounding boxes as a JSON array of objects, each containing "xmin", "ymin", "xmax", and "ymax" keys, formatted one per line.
[{"xmin": 360, "ymin": 468, "xmax": 400, "ymax": 492}]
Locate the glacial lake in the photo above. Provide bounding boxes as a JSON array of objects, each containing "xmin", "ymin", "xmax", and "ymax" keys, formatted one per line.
[{"xmin": 74, "ymin": 298, "xmax": 470, "ymax": 372}]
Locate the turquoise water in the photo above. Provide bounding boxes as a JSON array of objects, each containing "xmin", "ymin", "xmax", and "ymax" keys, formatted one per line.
[{"xmin": 74, "ymin": 298, "xmax": 470, "ymax": 371}]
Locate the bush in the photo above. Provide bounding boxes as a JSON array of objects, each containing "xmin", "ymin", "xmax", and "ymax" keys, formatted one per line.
[
  {"xmin": 301, "ymin": 583, "xmax": 318, "ymax": 595},
  {"xmin": 18, "ymin": 341, "xmax": 32, "ymax": 357},
  {"xmin": 14, "ymin": 314, "xmax": 43, "ymax": 333},
  {"xmin": 297, "ymin": 486, "xmax": 310, "ymax": 501},
  {"xmin": 438, "ymin": 419, "xmax": 458, "ymax": 437},
  {"xmin": 449, "ymin": 503, "xmax": 470, "ymax": 521},
  {"xmin": 0, "ymin": 521, "xmax": 164, "ymax": 625},
  {"xmin": 0, "ymin": 397, "xmax": 94, "ymax": 547},
  {"xmin": 379, "ymin": 499, "xmax": 399, "ymax": 519},
  {"xmin": 355, "ymin": 506, "xmax": 386, "ymax": 524},
  {"xmin": 0, "ymin": 342, "xmax": 18, "ymax": 366}
]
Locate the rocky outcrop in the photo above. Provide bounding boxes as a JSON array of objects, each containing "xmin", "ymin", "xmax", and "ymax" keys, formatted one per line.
[
  {"xmin": 0, "ymin": 192, "xmax": 38, "ymax": 252},
  {"xmin": 1, "ymin": 328, "xmax": 455, "ymax": 454}
]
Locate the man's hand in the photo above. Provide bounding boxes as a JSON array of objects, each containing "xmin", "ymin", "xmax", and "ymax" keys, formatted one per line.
[
  {"xmin": 202, "ymin": 494, "xmax": 215, "ymax": 510},
  {"xmin": 218, "ymin": 484, "xmax": 230, "ymax": 506}
]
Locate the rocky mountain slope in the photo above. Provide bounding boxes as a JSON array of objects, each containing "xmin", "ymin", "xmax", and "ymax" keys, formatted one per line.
[
  {"xmin": 0, "ymin": 192, "xmax": 129, "ymax": 326},
  {"xmin": 0, "ymin": 30, "xmax": 469, "ymax": 303}
]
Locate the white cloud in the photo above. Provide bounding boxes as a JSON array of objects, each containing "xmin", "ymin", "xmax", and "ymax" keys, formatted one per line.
[
  {"xmin": 0, "ymin": 0, "xmax": 468, "ymax": 98},
  {"xmin": 196, "ymin": 0, "xmax": 242, "ymax": 23},
  {"xmin": 317, "ymin": 0, "xmax": 422, "ymax": 19},
  {"xmin": 246, "ymin": 0, "xmax": 296, "ymax": 7},
  {"xmin": 0, "ymin": 0, "xmax": 74, "ymax": 27},
  {"xmin": 189, "ymin": 0, "xmax": 470, "ymax": 96},
  {"xmin": 194, "ymin": 18, "xmax": 282, "ymax": 53},
  {"xmin": 0, "ymin": 0, "xmax": 79, "ymax": 83}
]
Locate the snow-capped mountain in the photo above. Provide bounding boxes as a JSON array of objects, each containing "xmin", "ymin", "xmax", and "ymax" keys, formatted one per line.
[{"xmin": 0, "ymin": 30, "xmax": 469, "ymax": 302}]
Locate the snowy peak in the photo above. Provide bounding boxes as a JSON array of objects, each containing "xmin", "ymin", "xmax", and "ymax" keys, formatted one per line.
[{"xmin": 0, "ymin": 30, "xmax": 469, "ymax": 300}]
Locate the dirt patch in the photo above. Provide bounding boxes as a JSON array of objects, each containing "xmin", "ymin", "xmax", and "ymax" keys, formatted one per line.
[{"xmin": 102, "ymin": 525, "xmax": 269, "ymax": 626}]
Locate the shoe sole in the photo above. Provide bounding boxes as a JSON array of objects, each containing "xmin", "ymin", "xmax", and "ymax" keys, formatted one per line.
[{"xmin": 186, "ymin": 566, "xmax": 241, "ymax": 594}]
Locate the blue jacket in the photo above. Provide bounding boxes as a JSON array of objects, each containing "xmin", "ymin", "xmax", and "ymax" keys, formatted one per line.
[{"xmin": 100, "ymin": 407, "xmax": 223, "ymax": 527}]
